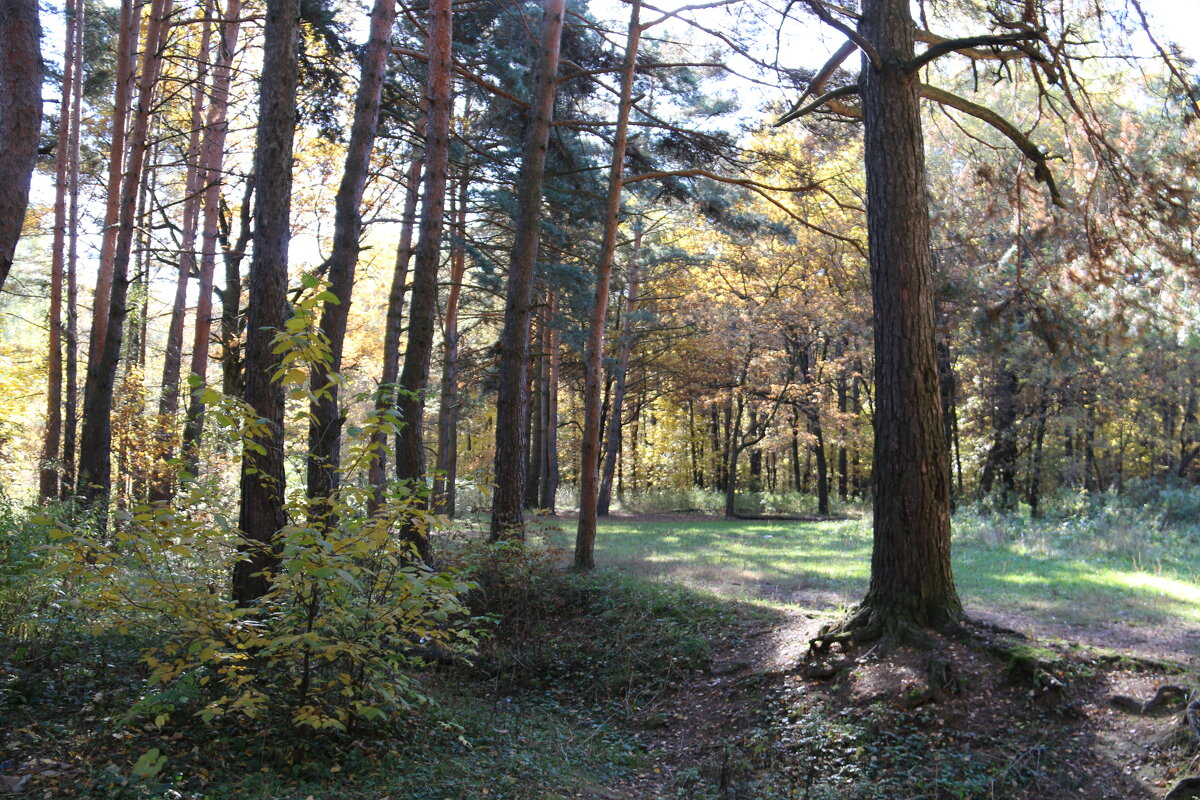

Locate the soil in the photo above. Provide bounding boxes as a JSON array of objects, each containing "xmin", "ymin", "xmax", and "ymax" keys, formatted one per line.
[{"xmin": 613, "ymin": 605, "xmax": 1199, "ymax": 799}]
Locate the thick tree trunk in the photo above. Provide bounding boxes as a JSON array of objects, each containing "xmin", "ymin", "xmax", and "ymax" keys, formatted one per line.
[
  {"xmin": 306, "ymin": 0, "xmax": 396, "ymax": 510},
  {"xmin": 597, "ymin": 224, "xmax": 642, "ymax": 516},
  {"xmin": 233, "ymin": 0, "xmax": 299, "ymax": 606},
  {"xmin": 152, "ymin": 6, "xmax": 213, "ymax": 503},
  {"xmin": 181, "ymin": 0, "xmax": 244, "ymax": 471},
  {"xmin": 489, "ymin": 0, "xmax": 566, "ymax": 538},
  {"xmin": 723, "ymin": 395, "xmax": 745, "ymax": 520},
  {"xmin": 368, "ymin": 148, "xmax": 422, "ymax": 502},
  {"xmin": 0, "ymin": 0, "xmax": 41, "ymax": 292},
  {"xmin": 979, "ymin": 364, "xmax": 1019, "ymax": 511},
  {"xmin": 575, "ymin": 0, "xmax": 641, "ymax": 569},
  {"xmin": 826, "ymin": 0, "xmax": 962, "ymax": 643},
  {"xmin": 40, "ymin": 0, "xmax": 77, "ymax": 500},
  {"xmin": 433, "ymin": 171, "xmax": 469, "ymax": 516},
  {"xmin": 395, "ymin": 0, "xmax": 452, "ymax": 563},
  {"xmin": 78, "ymin": 0, "xmax": 173, "ymax": 511}
]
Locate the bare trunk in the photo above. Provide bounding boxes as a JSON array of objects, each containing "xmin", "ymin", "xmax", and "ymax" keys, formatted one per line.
[
  {"xmin": 219, "ymin": 175, "xmax": 253, "ymax": 397},
  {"xmin": 597, "ymin": 224, "xmax": 642, "ymax": 516},
  {"xmin": 394, "ymin": 0, "xmax": 452, "ymax": 563},
  {"xmin": 40, "ymin": 0, "xmax": 77, "ymax": 500},
  {"xmin": 233, "ymin": 0, "xmax": 299, "ymax": 606},
  {"xmin": 539, "ymin": 291, "xmax": 560, "ymax": 510},
  {"xmin": 368, "ymin": 148, "xmax": 423, "ymax": 502},
  {"xmin": 78, "ymin": 0, "xmax": 174, "ymax": 511},
  {"xmin": 152, "ymin": 5, "xmax": 213, "ymax": 503},
  {"xmin": 575, "ymin": 0, "xmax": 641, "ymax": 569},
  {"xmin": 181, "ymin": 0, "xmax": 244, "ymax": 471},
  {"xmin": 307, "ymin": 0, "xmax": 397, "ymax": 509},
  {"xmin": 0, "ymin": 0, "xmax": 41, "ymax": 292},
  {"xmin": 489, "ymin": 0, "xmax": 566, "ymax": 538},
  {"xmin": 63, "ymin": 0, "xmax": 83, "ymax": 496},
  {"xmin": 433, "ymin": 170, "xmax": 469, "ymax": 516},
  {"xmin": 89, "ymin": 0, "xmax": 137, "ymax": 375},
  {"xmin": 844, "ymin": 0, "xmax": 962, "ymax": 638}
]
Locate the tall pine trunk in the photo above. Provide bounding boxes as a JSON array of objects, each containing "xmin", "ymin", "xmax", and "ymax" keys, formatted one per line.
[
  {"xmin": 368, "ymin": 147, "xmax": 423, "ymax": 502},
  {"xmin": 575, "ymin": 0, "xmax": 641, "ymax": 569},
  {"xmin": 152, "ymin": 5, "xmax": 213, "ymax": 503},
  {"xmin": 433, "ymin": 170, "xmax": 469, "ymax": 516},
  {"xmin": 233, "ymin": 0, "xmax": 299, "ymax": 606},
  {"xmin": 307, "ymin": 0, "xmax": 398, "ymax": 507},
  {"xmin": 837, "ymin": 0, "xmax": 962, "ymax": 640},
  {"xmin": 395, "ymin": 0, "xmax": 452, "ymax": 563},
  {"xmin": 597, "ymin": 223, "xmax": 642, "ymax": 516},
  {"xmin": 0, "ymin": 0, "xmax": 41, "ymax": 292},
  {"xmin": 40, "ymin": 0, "xmax": 77, "ymax": 500},
  {"xmin": 63, "ymin": 0, "xmax": 84, "ymax": 495},
  {"xmin": 78, "ymin": 0, "xmax": 174, "ymax": 511},
  {"xmin": 489, "ymin": 0, "xmax": 566, "ymax": 538},
  {"xmin": 181, "ymin": 0, "xmax": 244, "ymax": 471},
  {"xmin": 538, "ymin": 291, "xmax": 560, "ymax": 510}
]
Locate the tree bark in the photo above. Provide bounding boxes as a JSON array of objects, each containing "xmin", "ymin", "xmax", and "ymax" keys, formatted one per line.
[
  {"xmin": 0, "ymin": 0, "xmax": 41, "ymax": 292},
  {"xmin": 575, "ymin": 0, "xmax": 642, "ymax": 569},
  {"xmin": 306, "ymin": 0, "xmax": 397, "ymax": 511},
  {"xmin": 368, "ymin": 148, "xmax": 423, "ymax": 503},
  {"xmin": 181, "ymin": 0, "xmax": 244, "ymax": 472},
  {"xmin": 152, "ymin": 5, "xmax": 213, "ymax": 503},
  {"xmin": 395, "ymin": 0, "xmax": 452, "ymax": 563},
  {"xmin": 825, "ymin": 0, "xmax": 962, "ymax": 643},
  {"xmin": 539, "ymin": 293, "xmax": 560, "ymax": 510},
  {"xmin": 40, "ymin": 0, "xmax": 77, "ymax": 500},
  {"xmin": 433, "ymin": 169, "xmax": 469, "ymax": 516},
  {"xmin": 78, "ymin": 0, "xmax": 173, "ymax": 511},
  {"xmin": 88, "ymin": 0, "xmax": 136, "ymax": 377},
  {"xmin": 233, "ymin": 0, "xmax": 299, "ymax": 606},
  {"xmin": 62, "ymin": 0, "xmax": 84, "ymax": 496},
  {"xmin": 598, "ymin": 222, "xmax": 642, "ymax": 516},
  {"xmin": 489, "ymin": 0, "xmax": 566, "ymax": 538}
]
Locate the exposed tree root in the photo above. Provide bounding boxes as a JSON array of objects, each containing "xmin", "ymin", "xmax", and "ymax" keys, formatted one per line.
[{"xmin": 809, "ymin": 604, "xmax": 947, "ymax": 657}]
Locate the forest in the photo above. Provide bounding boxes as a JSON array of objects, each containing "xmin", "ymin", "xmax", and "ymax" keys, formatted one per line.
[{"xmin": 1, "ymin": 0, "xmax": 1199, "ymax": 796}]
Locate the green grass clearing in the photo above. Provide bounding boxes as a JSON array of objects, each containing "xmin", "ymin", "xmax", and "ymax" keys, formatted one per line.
[{"xmin": 533, "ymin": 514, "xmax": 1200, "ymax": 655}]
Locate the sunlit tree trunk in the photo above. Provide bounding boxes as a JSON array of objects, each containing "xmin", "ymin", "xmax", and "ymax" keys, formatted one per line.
[
  {"xmin": 307, "ymin": 0, "xmax": 397, "ymax": 510},
  {"xmin": 63, "ymin": 0, "xmax": 84, "ymax": 496},
  {"xmin": 539, "ymin": 291, "xmax": 560, "ymax": 511},
  {"xmin": 152, "ymin": 5, "xmax": 213, "ymax": 503},
  {"xmin": 78, "ymin": 0, "xmax": 174, "ymax": 512},
  {"xmin": 40, "ymin": 0, "xmax": 78, "ymax": 500},
  {"xmin": 433, "ymin": 169, "xmax": 469, "ymax": 516},
  {"xmin": 575, "ymin": 0, "xmax": 642, "ymax": 569},
  {"xmin": 89, "ymin": 0, "xmax": 136, "ymax": 376},
  {"xmin": 834, "ymin": 0, "xmax": 963, "ymax": 640},
  {"xmin": 489, "ymin": 0, "xmax": 566, "ymax": 538},
  {"xmin": 395, "ymin": 0, "xmax": 453, "ymax": 563},
  {"xmin": 233, "ymin": 0, "xmax": 299, "ymax": 606},
  {"xmin": 597, "ymin": 223, "xmax": 642, "ymax": 516},
  {"xmin": 182, "ymin": 0, "xmax": 244, "ymax": 472}
]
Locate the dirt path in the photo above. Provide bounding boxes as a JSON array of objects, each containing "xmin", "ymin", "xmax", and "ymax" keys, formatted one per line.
[{"xmin": 612, "ymin": 608, "xmax": 1198, "ymax": 800}]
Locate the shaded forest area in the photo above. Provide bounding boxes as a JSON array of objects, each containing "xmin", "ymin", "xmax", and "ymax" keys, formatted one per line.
[{"xmin": 1, "ymin": 0, "xmax": 1199, "ymax": 796}]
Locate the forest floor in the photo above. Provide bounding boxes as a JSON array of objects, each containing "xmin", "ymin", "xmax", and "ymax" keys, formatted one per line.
[
  {"xmin": 535, "ymin": 512, "xmax": 1200, "ymax": 799},
  {"xmin": 3, "ymin": 511, "xmax": 1198, "ymax": 799}
]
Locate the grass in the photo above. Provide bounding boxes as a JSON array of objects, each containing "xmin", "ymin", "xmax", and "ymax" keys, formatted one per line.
[{"xmin": 532, "ymin": 513, "xmax": 1200, "ymax": 647}]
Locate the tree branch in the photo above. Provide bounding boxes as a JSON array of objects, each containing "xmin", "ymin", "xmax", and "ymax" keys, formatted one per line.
[
  {"xmin": 908, "ymin": 30, "xmax": 1046, "ymax": 72},
  {"xmin": 775, "ymin": 84, "xmax": 860, "ymax": 125},
  {"xmin": 919, "ymin": 84, "xmax": 1062, "ymax": 206}
]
